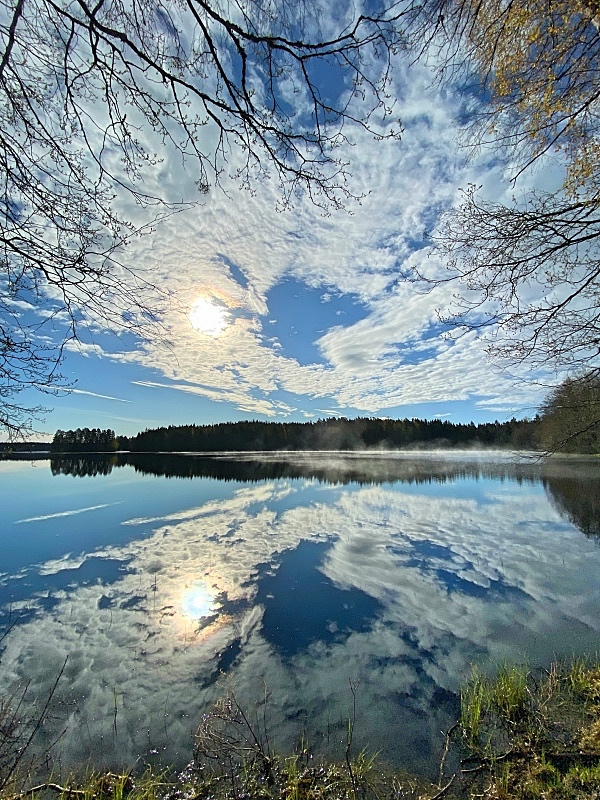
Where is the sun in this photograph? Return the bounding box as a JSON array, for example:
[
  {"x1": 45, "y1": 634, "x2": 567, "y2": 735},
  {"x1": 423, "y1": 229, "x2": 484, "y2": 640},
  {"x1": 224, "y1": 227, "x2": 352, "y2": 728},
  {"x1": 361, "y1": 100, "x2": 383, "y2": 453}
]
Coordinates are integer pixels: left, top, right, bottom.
[{"x1": 189, "y1": 297, "x2": 230, "y2": 336}]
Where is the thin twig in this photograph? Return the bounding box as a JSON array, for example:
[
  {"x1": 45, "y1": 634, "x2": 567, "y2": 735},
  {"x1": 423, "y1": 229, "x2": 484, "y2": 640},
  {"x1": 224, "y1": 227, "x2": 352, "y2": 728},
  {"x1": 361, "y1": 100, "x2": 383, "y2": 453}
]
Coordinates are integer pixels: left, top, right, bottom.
[
  {"x1": 345, "y1": 679, "x2": 358, "y2": 796},
  {"x1": 429, "y1": 772, "x2": 455, "y2": 800},
  {"x1": 438, "y1": 722, "x2": 458, "y2": 785},
  {"x1": 10, "y1": 782, "x2": 88, "y2": 799},
  {"x1": 461, "y1": 748, "x2": 515, "y2": 774},
  {"x1": 1, "y1": 657, "x2": 68, "y2": 792}
]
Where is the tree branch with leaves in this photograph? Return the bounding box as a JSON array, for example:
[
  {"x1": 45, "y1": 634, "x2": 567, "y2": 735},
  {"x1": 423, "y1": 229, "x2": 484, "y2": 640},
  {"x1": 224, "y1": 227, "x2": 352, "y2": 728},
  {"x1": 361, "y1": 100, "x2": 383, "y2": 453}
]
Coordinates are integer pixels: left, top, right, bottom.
[{"x1": 407, "y1": 0, "x2": 600, "y2": 424}]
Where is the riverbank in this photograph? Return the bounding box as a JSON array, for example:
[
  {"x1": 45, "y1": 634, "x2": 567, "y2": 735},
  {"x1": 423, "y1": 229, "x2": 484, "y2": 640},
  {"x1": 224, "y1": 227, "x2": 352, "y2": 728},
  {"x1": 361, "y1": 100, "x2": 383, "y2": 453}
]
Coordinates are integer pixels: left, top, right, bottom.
[{"x1": 1, "y1": 658, "x2": 599, "y2": 800}]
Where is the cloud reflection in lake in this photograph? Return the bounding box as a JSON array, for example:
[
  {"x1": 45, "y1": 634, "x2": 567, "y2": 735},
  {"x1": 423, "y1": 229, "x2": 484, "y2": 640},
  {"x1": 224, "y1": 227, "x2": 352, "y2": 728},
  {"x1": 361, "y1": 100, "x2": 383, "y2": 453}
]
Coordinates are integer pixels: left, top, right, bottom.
[{"x1": 0, "y1": 452, "x2": 598, "y2": 779}]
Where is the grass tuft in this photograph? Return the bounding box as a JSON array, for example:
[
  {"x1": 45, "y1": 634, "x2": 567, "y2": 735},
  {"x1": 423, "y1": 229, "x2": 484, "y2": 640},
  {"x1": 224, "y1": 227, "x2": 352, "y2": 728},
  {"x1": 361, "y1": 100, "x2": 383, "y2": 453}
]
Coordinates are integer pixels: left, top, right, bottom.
[
  {"x1": 488, "y1": 663, "x2": 528, "y2": 722},
  {"x1": 460, "y1": 667, "x2": 487, "y2": 748},
  {"x1": 456, "y1": 657, "x2": 600, "y2": 800}
]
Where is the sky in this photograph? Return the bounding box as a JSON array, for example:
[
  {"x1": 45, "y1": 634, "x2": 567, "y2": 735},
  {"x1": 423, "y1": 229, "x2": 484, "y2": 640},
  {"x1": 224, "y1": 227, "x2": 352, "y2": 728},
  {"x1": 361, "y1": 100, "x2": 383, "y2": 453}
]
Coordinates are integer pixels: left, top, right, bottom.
[{"x1": 7, "y1": 6, "x2": 566, "y2": 440}]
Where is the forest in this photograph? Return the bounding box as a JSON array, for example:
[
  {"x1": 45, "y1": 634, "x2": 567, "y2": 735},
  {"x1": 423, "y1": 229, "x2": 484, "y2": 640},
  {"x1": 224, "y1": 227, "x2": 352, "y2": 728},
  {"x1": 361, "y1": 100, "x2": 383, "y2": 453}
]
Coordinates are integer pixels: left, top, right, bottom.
[
  {"x1": 118, "y1": 416, "x2": 538, "y2": 453},
  {"x1": 51, "y1": 428, "x2": 119, "y2": 453},
  {"x1": 13, "y1": 375, "x2": 596, "y2": 457}
]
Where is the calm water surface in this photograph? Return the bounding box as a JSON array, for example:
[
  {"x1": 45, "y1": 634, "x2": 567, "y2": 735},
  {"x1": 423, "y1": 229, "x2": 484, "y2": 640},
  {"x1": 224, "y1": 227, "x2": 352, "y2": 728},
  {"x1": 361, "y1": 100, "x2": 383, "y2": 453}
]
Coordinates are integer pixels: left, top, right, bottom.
[{"x1": 0, "y1": 451, "x2": 599, "y2": 778}]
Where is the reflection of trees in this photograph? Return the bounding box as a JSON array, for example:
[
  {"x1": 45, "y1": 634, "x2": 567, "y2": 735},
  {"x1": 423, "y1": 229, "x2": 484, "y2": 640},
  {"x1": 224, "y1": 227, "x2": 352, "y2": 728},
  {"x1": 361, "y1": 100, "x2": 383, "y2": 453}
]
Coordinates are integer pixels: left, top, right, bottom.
[
  {"x1": 47, "y1": 452, "x2": 600, "y2": 539},
  {"x1": 50, "y1": 455, "x2": 120, "y2": 477},
  {"x1": 125, "y1": 454, "x2": 600, "y2": 538},
  {"x1": 122, "y1": 452, "x2": 543, "y2": 486},
  {"x1": 543, "y1": 468, "x2": 600, "y2": 538}
]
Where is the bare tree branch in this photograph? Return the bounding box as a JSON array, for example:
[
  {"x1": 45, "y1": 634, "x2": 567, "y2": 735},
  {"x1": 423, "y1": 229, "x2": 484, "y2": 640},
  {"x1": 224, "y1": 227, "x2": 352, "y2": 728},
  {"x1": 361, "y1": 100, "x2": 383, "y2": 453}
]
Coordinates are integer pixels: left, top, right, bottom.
[{"x1": 0, "y1": 0, "x2": 406, "y2": 436}]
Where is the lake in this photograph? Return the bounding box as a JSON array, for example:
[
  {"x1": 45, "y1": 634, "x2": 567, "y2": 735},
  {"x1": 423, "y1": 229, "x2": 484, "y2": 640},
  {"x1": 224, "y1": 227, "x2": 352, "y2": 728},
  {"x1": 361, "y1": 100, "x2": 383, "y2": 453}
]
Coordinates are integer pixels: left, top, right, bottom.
[{"x1": 0, "y1": 450, "x2": 599, "y2": 779}]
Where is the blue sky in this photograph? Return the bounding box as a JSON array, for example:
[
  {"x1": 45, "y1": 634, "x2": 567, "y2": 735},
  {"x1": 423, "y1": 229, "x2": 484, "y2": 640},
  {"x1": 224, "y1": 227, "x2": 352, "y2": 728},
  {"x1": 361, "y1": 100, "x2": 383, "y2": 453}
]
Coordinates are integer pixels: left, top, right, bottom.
[{"x1": 7, "y1": 14, "x2": 563, "y2": 440}]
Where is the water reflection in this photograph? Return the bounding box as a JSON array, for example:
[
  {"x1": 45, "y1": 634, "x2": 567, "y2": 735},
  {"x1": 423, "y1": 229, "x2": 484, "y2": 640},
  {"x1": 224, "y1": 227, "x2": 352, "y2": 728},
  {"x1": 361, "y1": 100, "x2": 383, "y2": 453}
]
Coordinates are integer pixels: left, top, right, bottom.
[
  {"x1": 49, "y1": 452, "x2": 600, "y2": 540},
  {"x1": 543, "y1": 472, "x2": 600, "y2": 537},
  {"x1": 255, "y1": 540, "x2": 384, "y2": 659},
  {"x1": 50, "y1": 451, "x2": 550, "y2": 486},
  {"x1": 51, "y1": 455, "x2": 119, "y2": 477},
  {"x1": 182, "y1": 583, "x2": 216, "y2": 620},
  {"x1": 0, "y1": 453, "x2": 599, "y2": 781}
]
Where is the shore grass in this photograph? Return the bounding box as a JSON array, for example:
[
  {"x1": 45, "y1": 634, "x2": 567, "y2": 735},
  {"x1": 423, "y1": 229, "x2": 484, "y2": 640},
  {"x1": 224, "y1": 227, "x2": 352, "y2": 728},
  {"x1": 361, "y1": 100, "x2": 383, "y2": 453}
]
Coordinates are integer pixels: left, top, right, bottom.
[
  {"x1": 1, "y1": 658, "x2": 600, "y2": 800},
  {"x1": 0, "y1": 753, "x2": 436, "y2": 800},
  {"x1": 455, "y1": 657, "x2": 600, "y2": 799}
]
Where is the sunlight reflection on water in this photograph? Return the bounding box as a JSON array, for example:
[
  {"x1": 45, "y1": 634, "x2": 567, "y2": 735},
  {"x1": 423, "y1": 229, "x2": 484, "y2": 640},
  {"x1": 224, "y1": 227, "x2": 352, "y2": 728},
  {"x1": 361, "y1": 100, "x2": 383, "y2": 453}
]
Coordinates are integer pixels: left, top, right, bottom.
[
  {"x1": 0, "y1": 452, "x2": 599, "y2": 780},
  {"x1": 181, "y1": 582, "x2": 216, "y2": 619}
]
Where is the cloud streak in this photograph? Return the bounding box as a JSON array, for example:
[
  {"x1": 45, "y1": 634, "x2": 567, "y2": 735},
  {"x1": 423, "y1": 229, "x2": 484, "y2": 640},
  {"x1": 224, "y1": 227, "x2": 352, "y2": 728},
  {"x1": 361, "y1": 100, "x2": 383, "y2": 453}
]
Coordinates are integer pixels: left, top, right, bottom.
[
  {"x1": 15, "y1": 503, "x2": 122, "y2": 524},
  {"x1": 71, "y1": 389, "x2": 131, "y2": 403},
  {"x1": 51, "y1": 49, "x2": 561, "y2": 423}
]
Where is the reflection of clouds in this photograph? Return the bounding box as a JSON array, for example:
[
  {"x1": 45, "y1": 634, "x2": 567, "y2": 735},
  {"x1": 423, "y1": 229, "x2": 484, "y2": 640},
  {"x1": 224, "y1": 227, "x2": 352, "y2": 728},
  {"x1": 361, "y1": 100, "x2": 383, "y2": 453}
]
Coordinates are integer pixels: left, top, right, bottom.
[
  {"x1": 16, "y1": 503, "x2": 120, "y2": 524},
  {"x1": 1, "y1": 469, "x2": 599, "y2": 777},
  {"x1": 328, "y1": 485, "x2": 600, "y2": 627},
  {"x1": 0, "y1": 480, "x2": 337, "y2": 768}
]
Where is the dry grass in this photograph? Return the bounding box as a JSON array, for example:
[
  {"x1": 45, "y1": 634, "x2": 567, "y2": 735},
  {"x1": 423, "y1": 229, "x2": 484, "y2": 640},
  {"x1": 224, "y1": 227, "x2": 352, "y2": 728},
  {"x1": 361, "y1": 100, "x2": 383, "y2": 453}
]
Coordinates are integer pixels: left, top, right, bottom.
[{"x1": 2, "y1": 659, "x2": 600, "y2": 800}]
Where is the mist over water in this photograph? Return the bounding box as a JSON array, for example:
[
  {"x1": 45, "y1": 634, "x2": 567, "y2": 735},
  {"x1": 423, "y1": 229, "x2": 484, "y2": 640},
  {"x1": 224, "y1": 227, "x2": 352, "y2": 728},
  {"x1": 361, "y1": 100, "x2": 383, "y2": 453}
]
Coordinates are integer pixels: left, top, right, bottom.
[{"x1": 0, "y1": 451, "x2": 599, "y2": 779}]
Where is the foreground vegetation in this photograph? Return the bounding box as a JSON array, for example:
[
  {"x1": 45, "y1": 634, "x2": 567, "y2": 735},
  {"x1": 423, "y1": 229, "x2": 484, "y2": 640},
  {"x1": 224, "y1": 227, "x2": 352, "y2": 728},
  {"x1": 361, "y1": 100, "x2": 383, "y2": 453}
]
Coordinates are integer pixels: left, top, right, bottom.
[
  {"x1": 2, "y1": 659, "x2": 600, "y2": 800},
  {"x1": 454, "y1": 657, "x2": 600, "y2": 799}
]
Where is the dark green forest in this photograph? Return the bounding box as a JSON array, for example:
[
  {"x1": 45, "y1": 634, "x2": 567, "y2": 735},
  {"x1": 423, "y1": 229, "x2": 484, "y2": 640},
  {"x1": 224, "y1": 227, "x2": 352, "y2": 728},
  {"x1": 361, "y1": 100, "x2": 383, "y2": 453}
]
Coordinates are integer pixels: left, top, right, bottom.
[
  {"x1": 51, "y1": 427, "x2": 119, "y2": 453},
  {"x1": 120, "y1": 416, "x2": 539, "y2": 453},
  {"x1": 13, "y1": 374, "x2": 598, "y2": 456}
]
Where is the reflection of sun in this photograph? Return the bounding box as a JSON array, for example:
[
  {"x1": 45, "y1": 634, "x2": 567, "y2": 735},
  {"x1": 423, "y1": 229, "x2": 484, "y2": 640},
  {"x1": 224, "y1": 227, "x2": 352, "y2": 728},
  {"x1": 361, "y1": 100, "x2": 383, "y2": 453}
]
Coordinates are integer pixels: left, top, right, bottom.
[
  {"x1": 181, "y1": 582, "x2": 216, "y2": 620},
  {"x1": 189, "y1": 297, "x2": 230, "y2": 336}
]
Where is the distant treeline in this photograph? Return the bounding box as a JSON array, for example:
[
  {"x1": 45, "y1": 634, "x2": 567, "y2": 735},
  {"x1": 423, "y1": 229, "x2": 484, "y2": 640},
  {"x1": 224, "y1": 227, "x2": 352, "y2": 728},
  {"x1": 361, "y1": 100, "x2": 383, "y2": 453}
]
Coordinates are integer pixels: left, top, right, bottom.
[
  {"x1": 51, "y1": 427, "x2": 119, "y2": 453},
  {"x1": 0, "y1": 417, "x2": 536, "y2": 458},
  {"x1": 123, "y1": 416, "x2": 539, "y2": 452},
  {"x1": 0, "y1": 441, "x2": 51, "y2": 454}
]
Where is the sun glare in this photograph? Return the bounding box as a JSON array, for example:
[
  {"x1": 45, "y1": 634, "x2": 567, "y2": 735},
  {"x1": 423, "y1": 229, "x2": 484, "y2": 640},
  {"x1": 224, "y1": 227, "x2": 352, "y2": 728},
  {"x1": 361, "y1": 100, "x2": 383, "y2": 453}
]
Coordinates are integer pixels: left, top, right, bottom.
[
  {"x1": 181, "y1": 583, "x2": 216, "y2": 620},
  {"x1": 189, "y1": 297, "x2": 229, "y2": 336}
]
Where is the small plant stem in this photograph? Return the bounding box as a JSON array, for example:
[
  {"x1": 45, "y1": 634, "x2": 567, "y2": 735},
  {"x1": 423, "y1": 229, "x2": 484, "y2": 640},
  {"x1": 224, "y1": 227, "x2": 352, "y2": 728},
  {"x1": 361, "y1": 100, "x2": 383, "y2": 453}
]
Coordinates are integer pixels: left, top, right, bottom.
[
  {"x1": 438, "y1": 722, "x2": 458, "y2": 786},
  {"x1": 9, "y1": 782, "x2": 89, "y2": 799},
  {"x1": 345, "y1": 679, "x2": 358, "y2": 797},
  {"x1": 429, "y1": 773, "x2": 456, "y2": 800},
  {"x1": 0, "y1": 657, "x2": 68, "y2": 793}
]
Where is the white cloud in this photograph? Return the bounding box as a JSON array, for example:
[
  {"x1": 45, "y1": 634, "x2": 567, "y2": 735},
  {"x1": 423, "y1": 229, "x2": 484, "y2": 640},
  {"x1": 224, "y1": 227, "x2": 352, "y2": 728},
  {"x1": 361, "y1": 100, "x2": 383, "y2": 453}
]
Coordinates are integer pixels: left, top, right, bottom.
[
  {"x1": 71, "y1": 389, "x2": 131, "y2": 403},
  {"x1": 59, "y1": 47, "x2": 564, "y2": 420}
]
